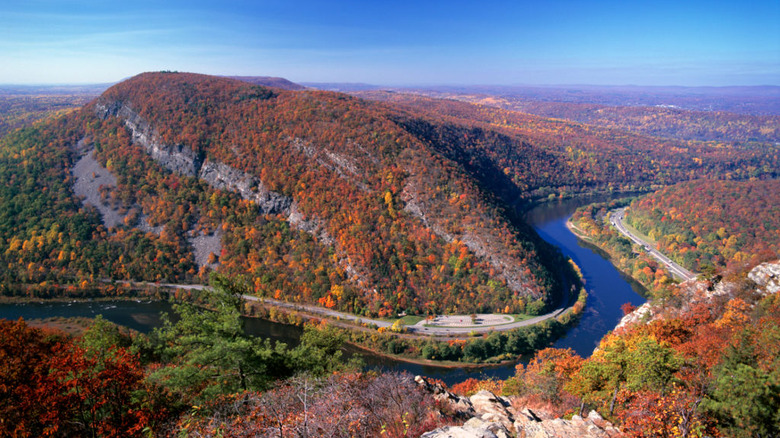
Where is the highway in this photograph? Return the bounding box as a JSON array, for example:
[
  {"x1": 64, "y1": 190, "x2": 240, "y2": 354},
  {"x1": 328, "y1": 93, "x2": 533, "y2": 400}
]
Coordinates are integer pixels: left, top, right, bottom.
[
  {"x1": 135, "y1": 282, "x2": 573, "y2": 336},
  {"x1": 242, "y1": 294, "x2": 572, "y2": 336},
  {"x1": 610, "y1": 208, "x2": 696, "y2": 282}
]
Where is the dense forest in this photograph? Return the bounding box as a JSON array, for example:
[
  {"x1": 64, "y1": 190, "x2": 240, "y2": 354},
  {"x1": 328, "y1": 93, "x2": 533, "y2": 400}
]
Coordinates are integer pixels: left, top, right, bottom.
[
  {"x1": 0, "y1": 72, "x2": 569, "y2": 316},
  {"x1": 3, "y1": 72, "x2": 779, "y2": 318},
  {"x1": 530, "y1": 179, "x2": 780, "y2": 436},
  {"x1": 360, "y1": 91, "x2": 780, "y2": 199},
  {"x1": 2, "y1": 73, "x2": 779, "y2": 436},
  {"x1": 625, "y1": 179, "x2": 780, "y2": 274},
  {"x1": 449, "y1": 274, "x2": 780, "y2": 438}
]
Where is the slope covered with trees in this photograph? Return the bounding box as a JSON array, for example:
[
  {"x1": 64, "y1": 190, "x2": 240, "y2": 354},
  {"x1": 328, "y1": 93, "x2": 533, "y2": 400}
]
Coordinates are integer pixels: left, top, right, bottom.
[
  {"x1": 1, "y1": 277, "x2": 454, "y2": 436},
  {"x1": 3, "y1": 72, "x2": 779, "y2": 317},
  {"x1": 444, "y1": 262, "x2": 780, "y2": 437},
  {"x1": 360, "y1": 91, "x2": 780, "y2": 200},
  {"x1": 1, "y1": 72, "x2": 573, "y2": 316},
  {"x1": 625, "y1": 180, "x2": 780, "y2": 274}
]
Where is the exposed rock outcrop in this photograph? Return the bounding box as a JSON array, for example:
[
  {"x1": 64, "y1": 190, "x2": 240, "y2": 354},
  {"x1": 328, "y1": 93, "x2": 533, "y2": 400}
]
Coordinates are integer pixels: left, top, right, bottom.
[
  {"x1": 416, "y1": 376, "x2": 623, "y2": 438},
  {"x1": 470, "y1": 390, "x2": 515, "y2": 432},
  {"x1": 421, "y1": 418, "x2": 512, "y2": 438},
  {"x1": 95, "y1": 101, "x2": 297, "y2": 218},
  {"x1": 198, "y1": 160, "x2": 292, "y2": 215},
  {"x1": 96, "y1": 101, "x2": 202, "y2": 177},
  {"x1": 514, "y1": 409, "x2": 622, "y2": 438},
  {"x1": 617, "y1": 259, "x2": 780, "y2": 333},
  {"x1": 414, "y1": 375, "x2": 475, "y2": 419},
  {"x1": 748, "y1": 260, "x2": 780, "y2": 295},
  {"x1": 71, "y1": 136, "x2": 223, "y2": 266},
  {"x1": 71, "y1": 149, "x2": 123, "y2": 228}
]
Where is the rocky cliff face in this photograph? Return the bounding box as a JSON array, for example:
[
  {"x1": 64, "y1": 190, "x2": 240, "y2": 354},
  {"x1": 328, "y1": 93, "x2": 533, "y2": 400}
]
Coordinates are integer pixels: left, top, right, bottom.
[
  {"x1": 94, "y1": 99, "x2": 364, "y2": 280},
  {"x1": 95, "y1": 101, "x2": 296, "y2": 217},
  {"x1": 198, "y1": 160, "x2": 293, "y2": 215},
  {"x1": 748, "y1": 260, "x2": 780, "y2": 295},
  {"x1": 616, "y1": 259, "x2": 780, "y2": 332},
  {"x1": 90, "y1": 73, "x2": 557, "y2": 308},
  {"x1": 95, "y1": 101, "x2": 202, "y2": 177},
  {"x1": 416, "y1": 376, "x2": 623, "y2": 438}
]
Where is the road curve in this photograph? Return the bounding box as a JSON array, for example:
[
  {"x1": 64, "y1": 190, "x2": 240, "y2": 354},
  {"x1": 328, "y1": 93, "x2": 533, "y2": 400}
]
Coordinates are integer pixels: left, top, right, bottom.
[
  {"x1": 142, "y1": 282, "x2": 573, "y2": 336},
  {"x1": 246, "y1": 295, "x2": 573, "y2": 336},
  {"x1": 610, "y1": 208, "x2": 696, "y2": 282}
]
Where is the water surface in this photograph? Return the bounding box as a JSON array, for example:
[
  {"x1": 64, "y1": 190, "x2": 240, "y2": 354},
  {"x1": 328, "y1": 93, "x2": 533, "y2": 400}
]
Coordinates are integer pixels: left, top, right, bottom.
[{"x1": 0, "y1": 196, "x2": 645, "y2": 384}]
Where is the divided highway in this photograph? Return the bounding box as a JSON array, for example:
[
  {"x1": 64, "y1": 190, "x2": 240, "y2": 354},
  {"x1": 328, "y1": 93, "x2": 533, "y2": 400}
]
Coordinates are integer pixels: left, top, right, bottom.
[{"x1": 610, "y1": 208, "x2": 697, "y2": 282}]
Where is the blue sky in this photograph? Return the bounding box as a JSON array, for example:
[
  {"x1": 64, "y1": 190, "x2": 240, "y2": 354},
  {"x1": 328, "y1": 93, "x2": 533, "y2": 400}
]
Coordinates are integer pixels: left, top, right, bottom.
[{"x1": 1, "y1": 0, "x2": 778, "y2": 86}]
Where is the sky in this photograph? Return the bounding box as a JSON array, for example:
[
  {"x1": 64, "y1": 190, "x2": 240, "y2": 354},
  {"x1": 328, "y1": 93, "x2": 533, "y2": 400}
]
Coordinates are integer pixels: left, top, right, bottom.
[{"x1": 1, "y1": 0, "x2": 778, "y2": 86}]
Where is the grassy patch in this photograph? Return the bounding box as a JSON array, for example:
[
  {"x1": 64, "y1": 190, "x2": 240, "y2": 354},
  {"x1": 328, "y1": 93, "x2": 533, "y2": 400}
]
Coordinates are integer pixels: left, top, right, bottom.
[
  {"x1": 620, "y1": 215, "x2": 657, "y2": 246},
  {"x1": 512, "y1": 314, "x2": 533, "y2": 323},
  {"x1": 398, "y1": 315, "x2": 424, "y2": 325}
]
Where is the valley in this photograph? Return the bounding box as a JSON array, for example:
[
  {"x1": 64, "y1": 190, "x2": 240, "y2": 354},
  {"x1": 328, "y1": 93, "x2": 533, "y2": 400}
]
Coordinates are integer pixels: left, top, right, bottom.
[
  {"x1": 1, "y1": 73, "x2": 778, "y2": 437},
  {"x1": 3, "y1": 0, "x2": 778, "y2": 434}
]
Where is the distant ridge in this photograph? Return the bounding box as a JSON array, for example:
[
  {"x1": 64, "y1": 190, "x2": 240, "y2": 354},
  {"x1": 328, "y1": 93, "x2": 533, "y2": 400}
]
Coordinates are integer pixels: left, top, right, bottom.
[
  {"x1": 302, "y1": 82, "x2": 383, "y2": 92},
  {"x1": 228, "y1": 76, "x2": 306, "y2": 91}
]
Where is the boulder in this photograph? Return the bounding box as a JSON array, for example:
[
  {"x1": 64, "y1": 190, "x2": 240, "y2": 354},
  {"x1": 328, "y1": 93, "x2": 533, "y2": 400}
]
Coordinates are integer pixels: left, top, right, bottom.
[
  {"x1": 469, "y1": 390, "x2": 515, "y2": 431},
  {"x1": 748, "y1": 260, "x2": 780, "y2": 295},
  {"x1": 514, "y1": 409, "x2": 623, "y2": 438},
  {"x1": 420, "y1": 417, "x2": 511, "y2": 438}
]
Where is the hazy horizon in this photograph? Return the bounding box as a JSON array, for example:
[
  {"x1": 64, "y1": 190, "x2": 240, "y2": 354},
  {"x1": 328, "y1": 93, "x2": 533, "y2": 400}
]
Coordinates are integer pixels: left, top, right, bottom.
[{"x1": 3, "y1": 75, "x2": 780, "y2": 89}]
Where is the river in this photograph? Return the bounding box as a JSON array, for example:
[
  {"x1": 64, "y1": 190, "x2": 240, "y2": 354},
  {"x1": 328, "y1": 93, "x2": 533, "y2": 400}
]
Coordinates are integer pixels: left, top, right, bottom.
[{"x1": 0, "y1": 196, "x2": 645, "y2": 385}]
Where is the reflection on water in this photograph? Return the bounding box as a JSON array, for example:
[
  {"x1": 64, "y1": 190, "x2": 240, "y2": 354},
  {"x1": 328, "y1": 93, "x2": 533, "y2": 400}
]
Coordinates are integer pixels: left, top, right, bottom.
[
  {"x1": 0, "y1": 300, "x2": 172, "y2": 333},
  {"x1": 0, "y1": 195, "x2": 645, "y2": 385}
]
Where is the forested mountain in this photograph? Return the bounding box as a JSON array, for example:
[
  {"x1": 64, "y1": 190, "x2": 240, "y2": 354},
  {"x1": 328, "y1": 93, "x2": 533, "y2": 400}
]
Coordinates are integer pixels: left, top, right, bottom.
[
  {"x1": 2, "y1": 72, "x2": 778, "y2": 318},
  {"x1": 228, "y1": 76, "x2": 307, "y2": 90},
  {"x1": 3, "y1": 72, "x2": 779, "y2": 436},
  {"x1": 626, "y1": 179, "x2": 780, "y2": 274},
  {"x1": 0, "y1": 72, "x2": 565, "y2": 316},
  {"x1": 361, "y1": 91, "x2": 780, "y2": 197}
]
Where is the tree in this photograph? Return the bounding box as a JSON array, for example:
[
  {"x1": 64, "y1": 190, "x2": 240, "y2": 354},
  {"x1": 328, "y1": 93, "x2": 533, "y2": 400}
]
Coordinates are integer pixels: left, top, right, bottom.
[
  {"x1": 290, "y1": 322, "x2": 361, "y2": 375},
  {"x1": 517, "y1": 347, "x2": 583, "y2": 405},
  {"x1": 147, "y1": 275, "x2": 357, "y2": 404},
  {"x1": 0, "y1": 318, "x2": 155, "y2": 437},
  {"x1": 147, "y1": 275, "x2": 293, "y2": 402},
  {"x1": 703, "y1": 328, "x2": 780, "y2": 438}
]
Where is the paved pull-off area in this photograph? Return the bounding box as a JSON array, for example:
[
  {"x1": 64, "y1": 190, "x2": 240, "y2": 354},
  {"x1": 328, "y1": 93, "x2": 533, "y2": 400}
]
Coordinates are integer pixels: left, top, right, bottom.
[
  {"x1": 140, "y1": 282, "x2": 573, "y2": 337},
  {"x1": 610, "y1": 208, "x2": 697, "y2": 282}
]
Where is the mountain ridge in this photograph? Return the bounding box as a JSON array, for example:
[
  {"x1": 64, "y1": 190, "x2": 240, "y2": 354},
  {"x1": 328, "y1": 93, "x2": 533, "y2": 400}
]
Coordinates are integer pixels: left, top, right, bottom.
[{"x1": 75, "y1": 72, "x2": 559, "y2": 315}]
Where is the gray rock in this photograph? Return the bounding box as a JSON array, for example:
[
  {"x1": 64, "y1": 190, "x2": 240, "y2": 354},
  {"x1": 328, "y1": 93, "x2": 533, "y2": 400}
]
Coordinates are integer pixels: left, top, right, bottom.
[
  {"x1": 198, "y1": 160, "x2": 292, "y2": 215},
  {"x1": 514, "y1": 408, "x2": 623, "y2": 438},
  {"x1": 96, "y1": 102, "x2": 203, "y2": 177},
  {"x1": 421, "y1": 421, "x2": 504, "y2": 438},
  {"x1": 96, "y1": 100, "x2": 295, "y2": 218},
  {"x1": 748, "y1": 260, "x2": 780, "y2": 295}
]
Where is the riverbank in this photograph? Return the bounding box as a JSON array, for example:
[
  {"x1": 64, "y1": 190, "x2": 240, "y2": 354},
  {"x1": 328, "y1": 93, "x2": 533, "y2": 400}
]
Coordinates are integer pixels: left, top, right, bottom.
[
  {"x1": 244, "y1": 285, "x2": 588, "y2": 366},
  {"x1": 1, "y1": 280, "x2": 587, "y2": 368},
  {"x1": 3, "y1": 195, "x2": 647, "y2": 377},
  {"x1": 566, "y1": 199, "x2": 675, "y2": 299}
]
